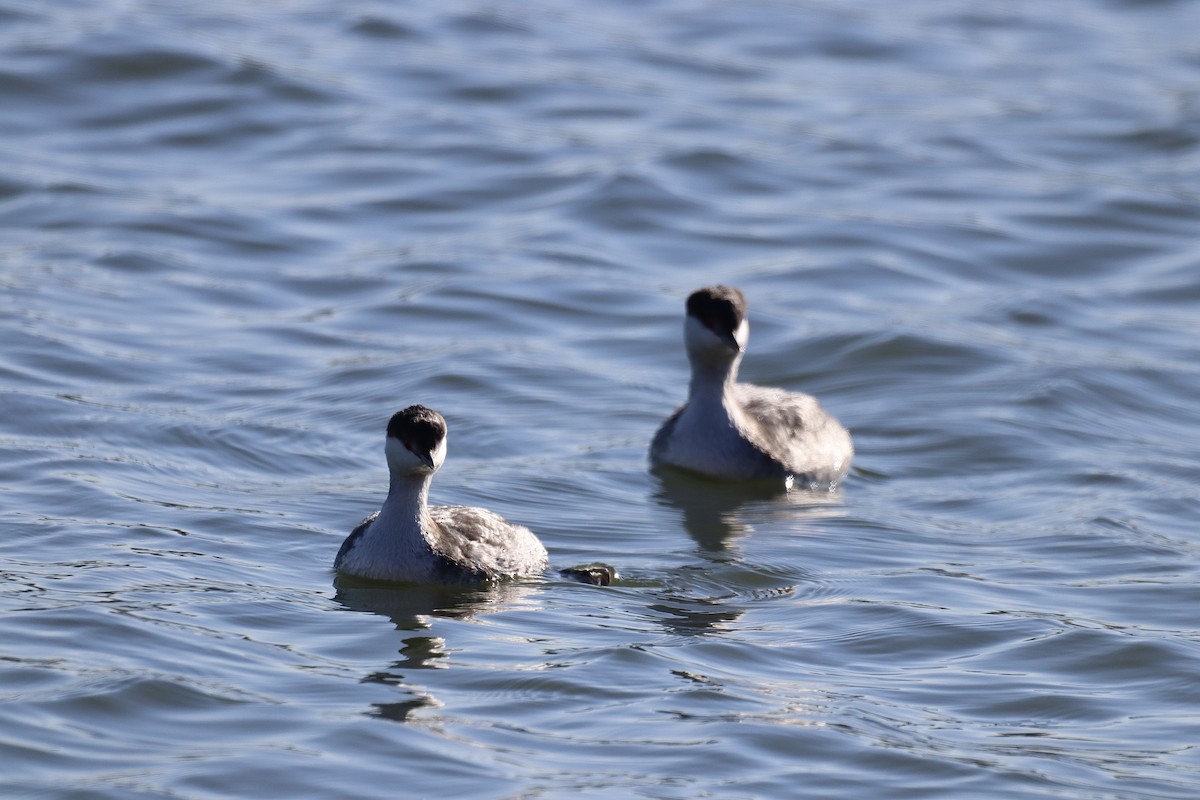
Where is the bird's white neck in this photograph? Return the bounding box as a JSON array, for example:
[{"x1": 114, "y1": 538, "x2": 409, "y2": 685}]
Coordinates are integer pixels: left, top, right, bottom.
[
  {"x1": 687, "y1": 350, "x2": 743, "y2": 418},
  {"x1": 383, "y1": 469, "x2": 432, "y2": 526}
]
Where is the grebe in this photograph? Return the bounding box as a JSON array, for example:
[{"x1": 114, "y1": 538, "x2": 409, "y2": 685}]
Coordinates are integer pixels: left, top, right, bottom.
[
  {"x1": 650, "y1": 285, "x2": 852, "y2": 488},
  {"x1": 335, "y1": 405, "x2": 549, "y2": 583}
]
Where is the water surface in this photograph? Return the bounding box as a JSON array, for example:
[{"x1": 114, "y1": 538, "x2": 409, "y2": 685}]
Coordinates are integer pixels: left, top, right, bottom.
[{"x1": 3, "y1": 1, "x2": 1200, "y2": 798}]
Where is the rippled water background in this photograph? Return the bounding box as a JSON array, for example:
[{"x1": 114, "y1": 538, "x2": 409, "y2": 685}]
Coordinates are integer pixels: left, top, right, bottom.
[{"x1": 3, "y1": 1, "x2": 1200, "y2": 797}]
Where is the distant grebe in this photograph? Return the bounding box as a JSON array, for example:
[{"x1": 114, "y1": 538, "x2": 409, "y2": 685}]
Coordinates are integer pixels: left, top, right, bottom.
[
  {"x1": 335, "y1": 405, "x2": 549, "y2": 583},
  {"x1": 650, "y1": 285, "x2": 853, "y2": 488}
]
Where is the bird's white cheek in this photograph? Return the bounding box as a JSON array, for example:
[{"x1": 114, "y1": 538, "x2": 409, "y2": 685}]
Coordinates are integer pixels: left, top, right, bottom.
[
  {"x1": 734, "y1": 319, "x2": 749, "y2": 350},
  {"x1": 685, "y1": 315, "x2": 723, "y2": 351}
]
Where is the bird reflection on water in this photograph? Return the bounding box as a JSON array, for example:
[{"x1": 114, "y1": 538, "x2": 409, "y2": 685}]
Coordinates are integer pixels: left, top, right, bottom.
[
  {"x1": 334, "y1": 579, "x2": 542, "y2": 722},
  {"x1": 651, "y1": 465, "x2": 847, "y2": 553}
]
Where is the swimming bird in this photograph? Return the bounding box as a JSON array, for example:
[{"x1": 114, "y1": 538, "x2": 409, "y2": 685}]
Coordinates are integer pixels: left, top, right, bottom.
[
  {"x1": 650, "y1": 285, "x2": 853, "y2": 488},
  {"x1": 335, "y1": 405, "x2": 549, "y2": 584}
]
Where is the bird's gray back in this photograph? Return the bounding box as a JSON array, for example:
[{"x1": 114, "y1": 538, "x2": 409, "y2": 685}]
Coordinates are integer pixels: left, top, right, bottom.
[{"x1": 735, "y1": 383, "x2": 852, "y2": 484}]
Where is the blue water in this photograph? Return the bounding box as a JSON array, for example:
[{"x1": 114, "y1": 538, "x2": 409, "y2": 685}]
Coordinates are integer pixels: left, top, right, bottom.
[{"x1": 3, "y1": 1, "x2": 1200, "y2": 798}]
